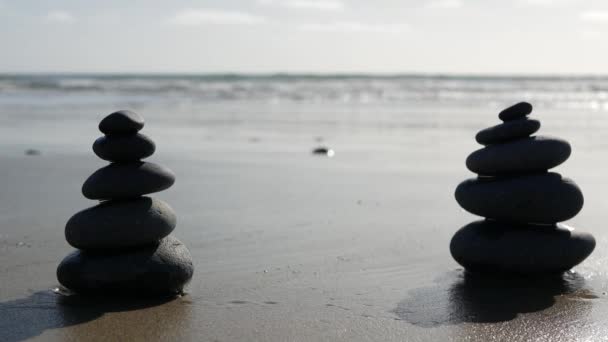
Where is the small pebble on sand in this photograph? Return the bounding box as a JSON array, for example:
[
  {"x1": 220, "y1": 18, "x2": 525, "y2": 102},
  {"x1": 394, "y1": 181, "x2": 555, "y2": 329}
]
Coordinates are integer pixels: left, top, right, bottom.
[
  {"x1": 25, "y1": 149, "x2": 40, "y2": 156},
  {"x1": 312, "y1": 147, "x2": 335, "y2": 157}
]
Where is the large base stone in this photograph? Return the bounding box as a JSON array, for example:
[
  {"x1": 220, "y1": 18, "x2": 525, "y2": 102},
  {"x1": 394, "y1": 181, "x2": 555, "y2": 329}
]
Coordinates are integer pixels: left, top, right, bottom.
[
  {"x1": 57, "y1": 236, "x2": 194, "y2": 296},
  {"x1": 450, "y1": 220, "x2": 595, "y2": 274}
]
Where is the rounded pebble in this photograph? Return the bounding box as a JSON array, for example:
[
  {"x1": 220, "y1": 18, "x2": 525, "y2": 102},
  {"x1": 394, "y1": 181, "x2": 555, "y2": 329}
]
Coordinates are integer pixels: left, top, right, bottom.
[
  {"x1": 450, "y1": 220, "x2": 595, "y2": 274},
  {"x1": 455, "y1": 172, "x2": 584, "y2": 224},
  {"x1": 312, "y1": 146, "x2": 335, "y2": 157},
  {"x1": 57, "y1": 236, "x2": 194, "y2": 295},
  {"x1": 65, "y1": 197, "x2": 176, "y2": 250},
  {"x1": 99, "y1": 110, "x2": 144, "y2": 135},
  {"x1": 466, "y1": 136, "x2": 571, "y2": 175},
  {"x1": 475, "y1": 119, "x2": 540, "y2": 145},
  {"x1": 93, "y1": 133, "x2": 156, "y2": 162},
  {"x1": 499, "y1": 102, "x2": 533, "y2": 121},
  {"x1": 82, "y1": 162, "x2": 175, "y2": 200}
]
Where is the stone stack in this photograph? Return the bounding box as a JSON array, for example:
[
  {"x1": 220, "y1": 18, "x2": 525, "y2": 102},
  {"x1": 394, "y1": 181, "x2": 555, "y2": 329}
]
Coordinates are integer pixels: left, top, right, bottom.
[
  {"x1": 451, "y1": 102, "x2": 596, "y2": 274},
  {"x1": 57, "y1": 110, "x2": 194, "y2": 295}
]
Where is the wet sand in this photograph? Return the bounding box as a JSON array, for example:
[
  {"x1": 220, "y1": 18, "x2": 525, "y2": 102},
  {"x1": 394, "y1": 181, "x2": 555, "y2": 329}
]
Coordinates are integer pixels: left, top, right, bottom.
[{"x1": 1, "y1": 119, "x2": 608, "y2": 342}]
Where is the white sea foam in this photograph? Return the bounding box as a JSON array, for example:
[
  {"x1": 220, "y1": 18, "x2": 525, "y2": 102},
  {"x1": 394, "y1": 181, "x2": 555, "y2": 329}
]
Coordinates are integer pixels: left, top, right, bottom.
[{"x1": 1, "y1": 74, "x2": 608, "y2": 110}]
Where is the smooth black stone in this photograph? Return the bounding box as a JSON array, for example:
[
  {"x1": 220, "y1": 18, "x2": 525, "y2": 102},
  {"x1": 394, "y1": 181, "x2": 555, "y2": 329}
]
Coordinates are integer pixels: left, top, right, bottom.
[
  {"x1": 450, "y1": 220, "x2": 595, "y2": 274},
  {"x1": 25, "y1": 149, "x2": 41, "y2": 156},
  {"x1": 466, "y1": 136, "x2": 571, "y2": 175},
  {"x1": 65, "y1": 197, "x2": 176, "y2": 250},
  {"x1": 475, "y1": 119, "x2": 540, "y2": 145},
  {"x1": 498, "y1": 102, "x2": 533, "y2": 121},
  {"x1": 312, "y1": 147, "x2": 330, "y2": 154},
  {"x1": 455, "y1": 172, "x2": 583, "y2": 224},
  {"x1": 93, "y1": 133, "x2": 156, "y2": 162},
  {"x1": 57, "y1": 236, "x2": 194, "y2": 295},
  {"x1": 312, "y1": 146, "x2": 335, "y2": 156},
  {"x1": 82, "y1": 162, "x2": 175, "y2": 200},
  {"x1": 99, "y1": 110, "x2": 144, "y2": 135}
]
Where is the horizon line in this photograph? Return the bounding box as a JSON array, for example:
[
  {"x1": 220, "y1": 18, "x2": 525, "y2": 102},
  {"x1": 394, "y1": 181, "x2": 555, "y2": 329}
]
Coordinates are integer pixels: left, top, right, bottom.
[{"x1": 2, "y1": 71, "x2": 608, "y2": 79}]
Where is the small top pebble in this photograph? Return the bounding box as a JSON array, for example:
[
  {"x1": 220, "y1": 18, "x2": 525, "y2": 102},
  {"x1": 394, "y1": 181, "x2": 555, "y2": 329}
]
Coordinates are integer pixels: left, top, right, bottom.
[
  {"x1": 498, "y1": 102, "x2": 533, "y2": 122},
  {"x1": 99, "y1": 110, "x2": 145, "y2": 135}
]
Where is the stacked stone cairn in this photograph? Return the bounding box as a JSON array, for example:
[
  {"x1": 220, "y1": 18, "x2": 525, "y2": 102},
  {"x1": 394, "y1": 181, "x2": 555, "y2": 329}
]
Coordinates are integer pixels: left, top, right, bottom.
[
  {"x1": 451, "y1": 102, "x2": 596, "y2": 274},
  {"x1": 57, "y1": 110, "x2": 194, "y2": 295}
]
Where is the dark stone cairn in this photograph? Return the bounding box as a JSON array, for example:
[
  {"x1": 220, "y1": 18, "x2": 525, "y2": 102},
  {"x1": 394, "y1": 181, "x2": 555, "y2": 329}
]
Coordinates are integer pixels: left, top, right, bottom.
[
  {"x1": 57, "y1": 110, "x2": 194, "y2": 296},
  {"x1": 451, "y1": 102, "x2": 596, "y2": 274}
]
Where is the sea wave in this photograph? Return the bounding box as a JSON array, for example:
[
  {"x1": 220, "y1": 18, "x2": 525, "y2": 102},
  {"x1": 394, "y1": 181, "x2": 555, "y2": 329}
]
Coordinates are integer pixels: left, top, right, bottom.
[{"x1": 2, "y1": 74, "x2": 608, "y2": 110}]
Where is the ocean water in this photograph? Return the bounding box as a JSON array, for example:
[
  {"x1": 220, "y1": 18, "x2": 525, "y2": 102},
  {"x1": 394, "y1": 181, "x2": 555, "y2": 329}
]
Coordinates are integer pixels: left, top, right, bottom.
[
  {"x1": 0, "y1": 74, "x2": 608, "y2": 110},
  {"x1": 3, "y1": 74, "x2": 608, "y2": 109},
  {"x1": 0, "y1": 74, "x2": 606, "y2": 155}
]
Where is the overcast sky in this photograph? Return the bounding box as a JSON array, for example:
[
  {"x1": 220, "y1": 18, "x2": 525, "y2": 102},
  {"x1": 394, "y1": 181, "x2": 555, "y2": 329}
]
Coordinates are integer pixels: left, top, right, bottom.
[{"x1": 2, "y1": 0, "x2": 608, "y2": 74}]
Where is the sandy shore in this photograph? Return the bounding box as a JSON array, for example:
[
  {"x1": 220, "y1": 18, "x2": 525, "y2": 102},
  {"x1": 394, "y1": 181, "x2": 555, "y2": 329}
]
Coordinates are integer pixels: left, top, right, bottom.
[{"x1": 0, "y1": 117, "x2": 607, "y2": 342}]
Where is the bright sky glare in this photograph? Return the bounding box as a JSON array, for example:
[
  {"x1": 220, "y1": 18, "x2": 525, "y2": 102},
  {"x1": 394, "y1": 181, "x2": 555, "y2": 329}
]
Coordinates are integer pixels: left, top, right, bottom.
[{"x1": 1, "y1": 0, "x2": 608, "y2": 74}]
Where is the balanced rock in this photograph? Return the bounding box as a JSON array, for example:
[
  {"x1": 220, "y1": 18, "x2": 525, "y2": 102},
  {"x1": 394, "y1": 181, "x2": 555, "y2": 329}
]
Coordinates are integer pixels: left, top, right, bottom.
[
  {"x1": 498, "y1": 101, "x2": 533, "y2": 121},
  {"x1": 466, "y1": 136, "x2": 571, "y2": 175},
  {"x1": 450, "y1": 220, "x2": 595, "y2": 274},
  {"x1": 450, "y1": 102, "x2": 595, "y2": 274},
  {"x1": 82, "y1": 162, "x2": 175, "y2": 200},
  {"x1": 57, "y1": 236, "x2": 193, "y2": 295},
  {"x1": 99, "y1": 110, "x2": 144, "y2": 135},
  {"x1": 58, "y1": 109, "x2": 193, "y2": 296},
  {"x1": 65, "y1": 197, "x2": 176, "y2": 250},
  {"x1": 93, "y1": 133, "x2": 156, "y2": 162},
  {"x1": 475, "y1": 118, "x2": 540, "y2": 145}
]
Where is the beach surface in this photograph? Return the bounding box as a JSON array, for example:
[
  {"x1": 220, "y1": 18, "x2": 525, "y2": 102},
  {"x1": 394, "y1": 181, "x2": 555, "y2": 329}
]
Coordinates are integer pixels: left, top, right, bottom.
[{"x1": 1, "y1": 75, "x2": 608, "y2": 341}]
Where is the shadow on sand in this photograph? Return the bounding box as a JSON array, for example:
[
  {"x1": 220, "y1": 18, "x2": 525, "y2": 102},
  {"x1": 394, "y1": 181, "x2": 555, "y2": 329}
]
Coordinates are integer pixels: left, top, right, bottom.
[
  {"x1": 0, "y1": 289, "x2": 179, "y2": 342},
  {"x1": 393, "y1": 270, "x2": 596, "y2": 327}
]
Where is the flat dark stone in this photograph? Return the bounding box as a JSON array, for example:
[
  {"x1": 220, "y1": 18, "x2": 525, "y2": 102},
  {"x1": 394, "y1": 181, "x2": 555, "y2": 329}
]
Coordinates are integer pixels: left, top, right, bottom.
[
  {"x1": 57, "y1": 235, "x2": 194, "y2": 296},
  {"x1": 93, "y1": 133, "x2": 156, "y2": 162},
  {"x1": 82, "y1": 162, "x2": 175, "y2": 200},
  {"x1": 312, "y1": 147, "x2": 330, "y2": 154},
  {"x1": 99, "y1": 110, "x2": 144, "y2": 135},
  {"x1": 455, "y1": 172, "x2": 583, "y2": 224},
  {"x1": 65, "y1": 197, "x2": 176, "y2": 250},
  {"x1": 498, "y1": 102, "x2": 533, "y2": 121},
  {"x1": 25, "y1": 149, "x2": 41, "y2": 156},
  {"x1": 450, "y1": 220, "x2": 595, "y2": 274},
  {"x1": 312, "y1": 146, "x2": 335, "y2": 157},
  {"x1": 475, "y1": 119, "x2": 540, "y2": 145},
  {"x1": 466, "y1": 136, "x2": 571, "y2": 175}
]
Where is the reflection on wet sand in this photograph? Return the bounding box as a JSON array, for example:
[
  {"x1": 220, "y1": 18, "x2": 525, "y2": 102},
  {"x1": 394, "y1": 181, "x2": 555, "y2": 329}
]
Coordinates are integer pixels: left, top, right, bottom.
[
  {"x1": 0, "y1": 290, "x2": 192, "y2": 342},
  {"x1": 394, "y1": 270, "x2": 596, "y2": 338}
]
